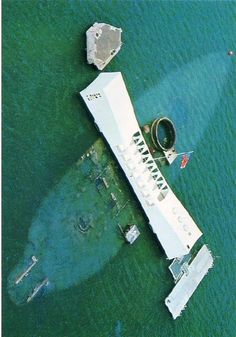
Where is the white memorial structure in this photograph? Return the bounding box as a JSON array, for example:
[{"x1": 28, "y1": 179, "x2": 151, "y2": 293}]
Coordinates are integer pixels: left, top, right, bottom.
[{"x1": 80, "y1": 72, "x2": 214, "y2": 319}]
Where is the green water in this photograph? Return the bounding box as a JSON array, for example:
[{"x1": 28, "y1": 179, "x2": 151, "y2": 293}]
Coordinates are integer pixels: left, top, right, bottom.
[{"x1": 3, "y1": 1, "x2": 236, "y2": 336}]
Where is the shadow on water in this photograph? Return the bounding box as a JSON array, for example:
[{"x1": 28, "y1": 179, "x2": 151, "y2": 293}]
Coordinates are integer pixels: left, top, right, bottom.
[
  {"x1": 134, "y1": 52, "x2": 232, "y2": 182},
  {"x1": 135, "y1": 52, "x2": 231, "y2": 140}
]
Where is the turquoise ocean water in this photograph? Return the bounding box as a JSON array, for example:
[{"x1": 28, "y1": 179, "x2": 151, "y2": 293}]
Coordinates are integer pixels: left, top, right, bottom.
[{"x1": 3, "y1": 1, "x2": 236, "y2": 336}]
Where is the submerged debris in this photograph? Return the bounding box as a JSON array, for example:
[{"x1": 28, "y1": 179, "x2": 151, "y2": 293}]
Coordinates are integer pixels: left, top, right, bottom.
[
  {"x1": 15, "y1": 256, "x2": 38, "y2": 285},
  {"x1": 118, "y1": 224, "x2": 140, "y2": 244},
  {"x1": 86, "y1": 22, "x2": 122, "y2": 70},
  {"x1": 27, "y1": 278, "x2": 49, "y2": 303},
  {"x1": 102, "y1": 177, "x2": 109, "y2": 188}
]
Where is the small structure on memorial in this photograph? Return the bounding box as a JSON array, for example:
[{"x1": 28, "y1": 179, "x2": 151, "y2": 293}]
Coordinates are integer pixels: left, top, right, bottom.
[
  {"x1": 151, "y1": 117, "x2": 178, "y2": 165},
  {"x1": 86, "y1": 22, "x2": 122, "y2": 70},
  {"x1": 168, "y1": 253, "x2": 192, "y2": 283},
  {"x1": 118, "y1": 224, "x2": 140, "y2": 244}
]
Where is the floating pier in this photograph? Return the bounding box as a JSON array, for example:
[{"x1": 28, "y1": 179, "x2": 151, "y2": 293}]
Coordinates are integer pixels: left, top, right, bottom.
[
  {"x1": 15, "y1": 256, "x2": 38, "y2": 285},
  {"x1": 165, "y1": 245, "x2": 214, "y2": 319}
]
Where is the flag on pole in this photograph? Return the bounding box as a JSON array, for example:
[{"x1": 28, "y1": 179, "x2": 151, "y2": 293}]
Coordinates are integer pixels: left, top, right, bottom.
[{"x1": 180, "y1": 153, "x2": 190, "y2": 169}]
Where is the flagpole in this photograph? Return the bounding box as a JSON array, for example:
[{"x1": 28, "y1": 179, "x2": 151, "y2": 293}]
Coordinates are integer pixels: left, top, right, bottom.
[{"x1": 153, "y1": 150, "x2": 194, "y2": 161}]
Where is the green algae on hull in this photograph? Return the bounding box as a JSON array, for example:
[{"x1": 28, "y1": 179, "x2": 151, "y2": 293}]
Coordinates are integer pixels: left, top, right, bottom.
[{"x1": 8, "y1": 138, "x2": 145, "y2": 305}]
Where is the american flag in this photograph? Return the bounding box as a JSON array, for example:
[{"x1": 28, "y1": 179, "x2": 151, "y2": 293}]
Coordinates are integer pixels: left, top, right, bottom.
[{"x1": 180, "y1": 153, "x2": 190, "y2": 169}]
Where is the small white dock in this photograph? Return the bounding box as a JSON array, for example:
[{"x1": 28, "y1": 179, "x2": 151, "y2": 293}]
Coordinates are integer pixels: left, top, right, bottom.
[{"x1": 165, "y1": 245, "x2": 214, "y2": 319}]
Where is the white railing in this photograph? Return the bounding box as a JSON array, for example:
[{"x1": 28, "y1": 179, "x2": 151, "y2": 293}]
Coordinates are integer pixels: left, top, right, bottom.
[
  {"x1": 117, "y1": 131, "x2": 169, "y2": 204},
  {"x1": 132, "y1": 131, "x2": 169, "y2": 196}
]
